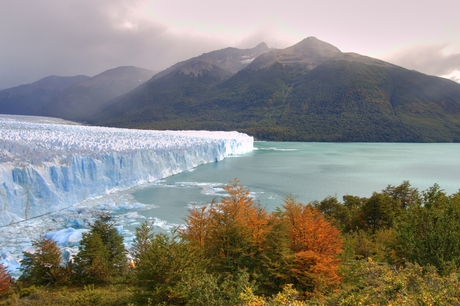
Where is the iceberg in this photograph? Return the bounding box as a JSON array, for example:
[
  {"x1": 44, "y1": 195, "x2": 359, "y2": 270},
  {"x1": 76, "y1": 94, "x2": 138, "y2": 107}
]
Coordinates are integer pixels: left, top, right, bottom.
[{"x1": 0, "y1": 115, "x2": 254, "y2": 227}]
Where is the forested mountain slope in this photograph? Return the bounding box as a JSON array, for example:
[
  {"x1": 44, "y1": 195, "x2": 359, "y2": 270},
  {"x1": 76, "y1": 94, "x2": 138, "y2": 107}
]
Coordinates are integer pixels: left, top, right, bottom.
[{"x1": 90, "y1": 37, "x2": 460, "y2": 142}]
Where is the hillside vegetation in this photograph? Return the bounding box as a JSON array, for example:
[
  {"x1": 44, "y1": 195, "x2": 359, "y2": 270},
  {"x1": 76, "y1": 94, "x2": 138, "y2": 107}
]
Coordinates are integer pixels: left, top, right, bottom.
[
  {"x1": 2, "y1": 37, "x2": 460, "y2": 142},
  {"x1": 2, "y1": 180, "x2": 460, "y2": 305},
  {"x1": 89, "y1": 38, "x2": 460, "y2": 142}
]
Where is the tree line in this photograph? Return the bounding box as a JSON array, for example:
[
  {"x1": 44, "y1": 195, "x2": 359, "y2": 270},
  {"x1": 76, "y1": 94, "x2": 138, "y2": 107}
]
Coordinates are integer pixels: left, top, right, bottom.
[{"x1": 1, "y1": 179, "x2": 460, "y2": 305}]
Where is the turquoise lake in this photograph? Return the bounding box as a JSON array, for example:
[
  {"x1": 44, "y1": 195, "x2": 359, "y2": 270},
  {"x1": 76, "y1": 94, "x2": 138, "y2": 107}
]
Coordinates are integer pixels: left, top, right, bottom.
[
  {"x1": 2, "y1": 141, "x2": 460, "y2": 276},
  {"x1": 131, "y1": 142, "x2": 460, "y2": 227}
]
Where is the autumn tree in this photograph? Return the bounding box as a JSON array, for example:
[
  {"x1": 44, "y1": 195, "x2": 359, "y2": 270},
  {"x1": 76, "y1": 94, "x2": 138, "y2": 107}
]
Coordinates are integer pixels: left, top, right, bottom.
[
  {"x1": 182, "y1": 180, "x2": 343, "y2": 298},
  {"x1": 182, "y1": 179, "x2": 271, "y2": 276},
  {"x1": 281, "y1": 196, "x2": 343, "y2": 297},
  {"x1": 0, "y1": 263, "x2": 11, "y2": 294},
  {"x1": 19, "y1": 237, "x2": 69, "y2": 286},
  {"x1": 182, "y1": 179, "x2": 295, "y2": 296}
]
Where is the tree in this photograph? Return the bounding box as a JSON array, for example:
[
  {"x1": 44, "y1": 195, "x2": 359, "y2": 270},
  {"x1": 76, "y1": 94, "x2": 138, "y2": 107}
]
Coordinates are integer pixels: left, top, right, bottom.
[
  {"x1": 177, "y1": 270, "x2": 256, "y2": 306},
  {"x1": 182, "y1": 180, "x2": 344, "y2": 298},
  {"x1": 182, "y1": 179, "x2": 271, "y2": 276},
  {"x1": 315, "y1": 196, "x2": 352, "y2": 232},
  {"x1": 0, "y1": 263, "x2": 11, "y2": 294},
  {"x1": 135, "y1": 230, "x2": 207, "y2": 304},
  {"x1": 257, "y1": 211, "x2": 294, "y2": 294},
  {"x1": 131, "y1": 220, "x2": 155, "y2": 263},
  {"x1": 359, "y1": 192, "x2": 395, "y2": 233},
  {"x1": 74, "y1": 215, "x2": 127, "y2": 283},
  {"x1": 393, "y1": 185, "x2": 460, "y2": 274},
  {"x1": 281, "y1": 196, "x2": 343, "y2": 297},
  {"x1": 74, "y1": 230, "x2": 111, "y2": 283},
  {"x1": 382, "y1": 180, "x2": 420, "y2": 209},
  {"x1": 19, "y1": 237, "x2": 69, "y2": 286},
  {"x1": 342, "y1": 195, "x2": 366, "y2": 231}
]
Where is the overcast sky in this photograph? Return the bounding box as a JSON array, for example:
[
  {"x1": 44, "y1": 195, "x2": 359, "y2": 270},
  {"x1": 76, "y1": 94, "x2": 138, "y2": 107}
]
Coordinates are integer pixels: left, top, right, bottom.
[{"x1": 1, "y1": 0, "x2": 459, "y2": 89}]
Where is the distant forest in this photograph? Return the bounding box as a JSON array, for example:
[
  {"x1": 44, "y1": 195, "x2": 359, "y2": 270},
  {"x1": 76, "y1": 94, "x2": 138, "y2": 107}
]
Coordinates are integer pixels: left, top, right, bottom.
[{"x1": 2, "y1": 179, "x2": 460, "y2": 305}]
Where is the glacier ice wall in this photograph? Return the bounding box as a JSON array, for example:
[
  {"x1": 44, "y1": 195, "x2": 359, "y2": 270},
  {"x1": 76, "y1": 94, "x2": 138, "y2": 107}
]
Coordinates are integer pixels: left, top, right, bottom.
[{"x1": 0, "y1": 115, "x2": 253, "y2": 226}]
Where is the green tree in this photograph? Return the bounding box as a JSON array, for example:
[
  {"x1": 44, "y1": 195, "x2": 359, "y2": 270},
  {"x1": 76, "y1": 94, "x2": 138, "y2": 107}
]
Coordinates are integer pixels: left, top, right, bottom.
[
  {"x1": 342, "y1": 195, "x2": 366, "y2": 231},
  {"x1": 393, "y1": 185, "x2": 460, "y2": 274},
  {"x1": 257, "y1": 211, "x2": 294, "y2": 295},
  {"x1": 383, "y1": 180, "x2": 420, "y2": 209},
  {"x1": 131, "y1": 220, "x2": 154, "y2": 263},
  {"x1": 73, "y1": 215, "x2": 127, "y2": 283},
  {"x1": 135, "y1": 230, "x2": 207, "y2": 304},
  {"x1": 19, "y1": 237, "x2": 69, "y2": 286},
  {"x1": 315, "y1": 196, "x2": 352, "y2": 232},
  {"x1": 74, "y1": 230, "x2": 111, "y2": 283},
  {"x1": 359, "y1": 192, "x2": 395, "y2": 233}
]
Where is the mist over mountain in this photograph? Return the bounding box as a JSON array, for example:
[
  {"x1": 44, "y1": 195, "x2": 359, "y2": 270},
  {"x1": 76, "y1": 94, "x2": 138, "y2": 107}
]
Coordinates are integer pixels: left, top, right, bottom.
[
  {"x1": 0, "y1": 75, "x2": 90, "y2": 116},
  {"x1": 42, "y1": 66, "x2": 155, "y2": 121},
  {"x1": 89, "y1": 37, "x2": 460, "y2": 142},
  {"x1": 0, "y1": 66, "x2": 155, "y2": 121}
]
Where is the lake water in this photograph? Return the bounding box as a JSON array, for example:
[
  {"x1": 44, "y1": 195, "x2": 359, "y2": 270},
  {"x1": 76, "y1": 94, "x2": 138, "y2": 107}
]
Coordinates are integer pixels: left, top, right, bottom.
[
  {"x1": 131, "y1": 142, "x2": 460, "y2": 227},
  {"x1": 2, "y1": 141, "x2": 460, "y2": 275}
]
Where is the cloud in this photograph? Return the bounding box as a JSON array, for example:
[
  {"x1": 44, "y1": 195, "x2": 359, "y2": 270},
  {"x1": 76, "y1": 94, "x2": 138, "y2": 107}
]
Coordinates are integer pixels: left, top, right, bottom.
[
  {"x1": 380, "y1": 41, "x2": 460, "y2": 81},
  {"x1": 1, "y1": 0, "x2": 459, "y2": 88},
  {"x1": 0, "y1": 0, "x2": 230, "y2": 88},
  {"x1": 440, "y1": 70, "x2": 460, "y2": 83}
]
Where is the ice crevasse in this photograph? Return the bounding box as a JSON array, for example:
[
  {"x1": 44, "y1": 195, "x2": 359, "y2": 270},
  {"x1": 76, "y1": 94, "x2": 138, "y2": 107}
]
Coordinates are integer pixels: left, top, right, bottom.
[{"x1": 0, "y1": 115, "x2": 254, "y2": 227}]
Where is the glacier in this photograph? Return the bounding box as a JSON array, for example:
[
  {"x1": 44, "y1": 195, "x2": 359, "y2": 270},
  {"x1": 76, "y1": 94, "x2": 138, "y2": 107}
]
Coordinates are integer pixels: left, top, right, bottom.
[{"x1": 0, "y1": 115, "x2": 254, "y2": 227}]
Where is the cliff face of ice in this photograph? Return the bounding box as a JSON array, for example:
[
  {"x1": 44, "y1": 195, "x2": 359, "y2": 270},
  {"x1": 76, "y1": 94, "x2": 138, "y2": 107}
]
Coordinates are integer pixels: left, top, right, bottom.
[{"x1": 0, "y1": 115, "x2": 253, "y2": 226}]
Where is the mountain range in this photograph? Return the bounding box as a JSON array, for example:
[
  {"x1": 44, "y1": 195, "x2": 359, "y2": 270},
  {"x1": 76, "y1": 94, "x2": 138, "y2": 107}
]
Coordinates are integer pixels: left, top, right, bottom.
[
  {"x1": 2, "y1": 37, "x2": 460, "y2": 142},
  {"x1": 0, "y1": 66, "x2": 155, "y2": 121}
]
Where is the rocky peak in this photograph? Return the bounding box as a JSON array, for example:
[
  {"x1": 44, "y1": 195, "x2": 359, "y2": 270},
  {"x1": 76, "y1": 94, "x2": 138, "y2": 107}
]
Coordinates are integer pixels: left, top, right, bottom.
[{"x1": 248, "y1": 37, "x2": 342, "y2": 70}]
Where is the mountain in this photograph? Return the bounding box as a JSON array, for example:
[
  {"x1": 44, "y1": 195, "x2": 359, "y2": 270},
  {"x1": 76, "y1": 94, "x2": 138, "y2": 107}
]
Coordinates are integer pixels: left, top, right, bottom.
[
  {"x1": 89, "y1": 37, "x2": 460, "y2": 142},
  {"x1": 0, "y1": 75, "x2": 90, "y2": 116},
  {"x1": 150, "y1": 42, "x2": 271, "y2": 80},
  {"x1": 0, "y1": 66, "x2": 155, "y2": 121},
  {"x1": 42, "y1": 66, "x2": 155, "y2": 121},
  {"x1": 84, "y1": 43, "x2": 272, "y2": 125}
]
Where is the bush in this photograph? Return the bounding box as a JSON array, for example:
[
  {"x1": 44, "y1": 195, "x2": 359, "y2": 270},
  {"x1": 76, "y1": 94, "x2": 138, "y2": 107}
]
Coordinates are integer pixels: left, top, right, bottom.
[{"x1": 327, "y1": 259, "x2": 460, "y2": 305}]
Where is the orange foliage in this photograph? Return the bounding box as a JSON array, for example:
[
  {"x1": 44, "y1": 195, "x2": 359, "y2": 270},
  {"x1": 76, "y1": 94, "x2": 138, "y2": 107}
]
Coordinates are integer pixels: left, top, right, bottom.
[
  {"x1": 183, "y1": 205, "x2": 209, "y2": 249},
  {"x1": 183, "y1": 179, "x2": 270, "y2": 248},
  {"x1": 0, "y1": 263, "x2": 11, "y2": 293},
  {"x1": 219, "y1": 180, "x2": 270, "y2": 248},
  {"x1": 182, "y1": 180, "x2": 343, "y2": 297},
  {"x1": 282, "y1": 196, "x2": 343, "y2": 294}
]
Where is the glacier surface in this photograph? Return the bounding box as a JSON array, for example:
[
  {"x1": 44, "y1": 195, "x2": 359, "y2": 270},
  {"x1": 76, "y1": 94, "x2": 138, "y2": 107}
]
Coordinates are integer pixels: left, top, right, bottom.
[{"x1": 0, "y1": 115, "x2": 254, "y2": 227}]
